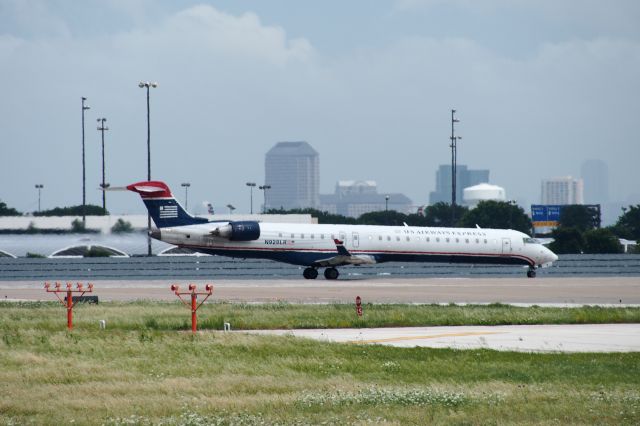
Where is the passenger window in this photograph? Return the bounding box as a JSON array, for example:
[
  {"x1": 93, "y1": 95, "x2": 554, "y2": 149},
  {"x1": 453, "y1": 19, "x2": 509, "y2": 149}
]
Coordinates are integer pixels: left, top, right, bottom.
[
  {"x1": 379, "y1": 236, "x2": 382, "y2": 241},
  {"x1": 484, "y1": 239, "x2": 488, "y2": 244},
  {"x1": 320, "y1": 234, "x2": 324, "y2": 239},
  {"x1": 436, "y1": 237, "x2": 440, "y2": 242},
  {"x1": 406, "y1": 236, "x2": 410, "y2": 242},
  {"x1": 278, "y1": 232, "x2": 282, "y2": 237},
  {"x1": 387, "y1": 236, "x2": 391, "y2": 241},
  {"x1": 445, "y1": 238, "x2": 450, "y2": 243},
  {"x1": 301, "y1": 234, "x2": 304, "y2": 239},
  {"x1": 426, "y1": 237, "x2": 430, "y2": 242},
  {"x1": 310, "y1": 234, "x2": 314, "y2": 239},
  {"x1": 396, "y1": 236, "x2": 401, "y2": 242},
  {"x1": 455, "y1": 238, "x2": 459, "y2": 243},
  {"x1": 465, "y1": 239, "x2": 469, "y2": 243},
  {"x1": 291, "y1": 233, "x2": 294, "y2": 238}
]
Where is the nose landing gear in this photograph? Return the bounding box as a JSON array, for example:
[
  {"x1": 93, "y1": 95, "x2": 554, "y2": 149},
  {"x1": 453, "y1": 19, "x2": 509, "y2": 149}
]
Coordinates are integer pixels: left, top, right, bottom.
[{"x1": 527, "y1": 266, "x2": 537, "y2": 278}]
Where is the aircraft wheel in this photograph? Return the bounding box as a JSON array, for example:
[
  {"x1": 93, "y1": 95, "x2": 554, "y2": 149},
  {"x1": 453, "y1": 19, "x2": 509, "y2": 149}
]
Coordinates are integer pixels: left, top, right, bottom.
[
  {"x1": 303, "y1": 267, "x2": 318, "y2": 279},
  {"x1": 324, "y1": 267, "x2": 339, "y2": 280},
  {"x1": 527, "y1": 269, "x2": 536, "y2": 278}
]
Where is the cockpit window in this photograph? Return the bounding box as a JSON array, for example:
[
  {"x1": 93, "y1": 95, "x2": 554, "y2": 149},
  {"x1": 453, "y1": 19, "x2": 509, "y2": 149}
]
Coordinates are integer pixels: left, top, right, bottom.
[{"x1": 523, "y1": 237, "x2": 540, "y2": 244}]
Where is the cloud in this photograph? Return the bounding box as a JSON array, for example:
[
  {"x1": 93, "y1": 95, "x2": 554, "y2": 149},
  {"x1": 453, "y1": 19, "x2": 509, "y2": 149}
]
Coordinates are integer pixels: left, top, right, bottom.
[{"x1": 0, "y1": 2, "x2": 639, "y2": 215}]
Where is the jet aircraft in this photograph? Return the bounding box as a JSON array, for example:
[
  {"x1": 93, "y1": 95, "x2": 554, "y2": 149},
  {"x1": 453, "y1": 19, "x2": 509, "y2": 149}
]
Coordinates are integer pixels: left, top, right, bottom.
[{"x1": 128, "y1": 181, "x2": 558, "y2": 279}]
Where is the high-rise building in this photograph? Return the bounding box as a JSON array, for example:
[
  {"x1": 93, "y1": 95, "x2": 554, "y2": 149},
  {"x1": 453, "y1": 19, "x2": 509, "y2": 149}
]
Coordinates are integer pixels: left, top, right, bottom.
[
  {"x1": 580, "y1": 159, "x2": 609, "y2": 204},
  {"x1": 540, "y1": 176, "x2": 584, "y2": 205},
  {"x1": 429, "y1": 165, "x2": 490, "y2": 204},
  {"x1": 265, "y1": 141, "x2": 319, "y2": 210},
  {"x1": 320, "y1": 180, "x2": 413, "y2": 218}
]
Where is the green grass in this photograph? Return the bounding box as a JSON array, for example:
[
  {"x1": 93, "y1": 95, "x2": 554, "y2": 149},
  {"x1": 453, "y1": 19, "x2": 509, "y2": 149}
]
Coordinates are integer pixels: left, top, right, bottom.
[
  {"x1": 1, "y1": 302, "x2": 639, "y2": 424},
  {"x1": 3, "y1": 301, "x2": 640, "y2": 332}
]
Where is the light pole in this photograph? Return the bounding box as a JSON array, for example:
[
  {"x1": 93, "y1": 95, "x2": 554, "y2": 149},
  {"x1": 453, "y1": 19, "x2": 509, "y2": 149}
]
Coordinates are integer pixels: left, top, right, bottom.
[
  {"x1": 246, "y1": 182, "x2": 256, "y2": 214},
  {"x1": 259, "y1": 185, "x2": 271, "y2": 213},
  {"x1": 139, "y1": 81, "x2": 158, "y2": 256},
  {"x1": 35, "y1": 184, "x2": 43, "y2": 213},
  {"x1": 385, "y1": 195, "x2": 390, "y2": 225},
  {"x1": 450, "y1": 109, "x2": 461, "y2": 225},
  {"x1": 226, "y1": 204, "x2": 236, "y2": 215},
  {"x1": 81, "y1": 97, "x2": 90, "y2": 225},
  {"x1": 181, "y1": 182, "x2": 191, "y2": 210},
  {"x1": 97, "y1": 118, "x2": 109, "y2": 211}
]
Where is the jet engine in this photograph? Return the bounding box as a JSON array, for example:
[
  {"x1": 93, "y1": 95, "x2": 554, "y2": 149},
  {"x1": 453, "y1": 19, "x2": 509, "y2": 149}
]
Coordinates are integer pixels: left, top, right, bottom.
[{"x1": 210, "y1": 221, "x2": 261, "y2": 241}]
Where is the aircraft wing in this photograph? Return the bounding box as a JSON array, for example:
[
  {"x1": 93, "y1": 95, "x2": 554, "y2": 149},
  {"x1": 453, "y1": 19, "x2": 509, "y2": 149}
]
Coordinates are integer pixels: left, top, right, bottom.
[{"x1": 312, "y1": 239, "x2": 377, "y2": 267}]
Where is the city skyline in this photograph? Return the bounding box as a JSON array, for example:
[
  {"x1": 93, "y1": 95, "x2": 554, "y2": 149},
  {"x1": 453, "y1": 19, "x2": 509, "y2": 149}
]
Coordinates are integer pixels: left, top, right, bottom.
[{"x1": 1, "y1": 1, "x2": 639, "y2": 216}]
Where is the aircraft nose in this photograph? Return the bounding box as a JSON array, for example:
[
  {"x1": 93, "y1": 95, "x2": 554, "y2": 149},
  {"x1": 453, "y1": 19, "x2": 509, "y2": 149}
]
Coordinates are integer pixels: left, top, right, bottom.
[{"x1": 545, "y1": 247, "x2": 558, "y2": 263}]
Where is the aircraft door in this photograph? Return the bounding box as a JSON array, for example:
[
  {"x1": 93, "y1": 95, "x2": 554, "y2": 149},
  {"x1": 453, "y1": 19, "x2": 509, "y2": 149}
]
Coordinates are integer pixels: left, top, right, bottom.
[
  {"x1": 352, "y1": 232, "x2": 360, "y2": 248},
  {"x1": 502, "y1": 238, "x2": 512, "y2": 254}
]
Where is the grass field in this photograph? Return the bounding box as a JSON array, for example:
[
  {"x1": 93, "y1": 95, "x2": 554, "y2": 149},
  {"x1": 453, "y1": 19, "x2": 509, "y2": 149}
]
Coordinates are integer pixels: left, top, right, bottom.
[{"x1": 1, "y1": 302, "x2": 639, "y2": 425}]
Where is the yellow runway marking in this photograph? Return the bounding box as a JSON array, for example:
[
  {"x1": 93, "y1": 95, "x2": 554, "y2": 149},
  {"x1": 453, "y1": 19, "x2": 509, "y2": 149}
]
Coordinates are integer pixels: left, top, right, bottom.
[{"x1": 349, "y1": 330, "x2": 505, "y2": 344}]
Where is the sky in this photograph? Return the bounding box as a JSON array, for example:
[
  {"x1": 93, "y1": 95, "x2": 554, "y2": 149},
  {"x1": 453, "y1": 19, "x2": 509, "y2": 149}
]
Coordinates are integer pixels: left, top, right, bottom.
[{"x1": 1, "y1": 0, "x2": 639, "y2": 217}]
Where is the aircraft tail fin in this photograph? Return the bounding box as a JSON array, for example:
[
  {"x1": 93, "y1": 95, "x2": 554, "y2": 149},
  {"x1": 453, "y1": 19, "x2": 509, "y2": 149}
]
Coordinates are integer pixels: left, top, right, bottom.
[{"x1": 127, "y1": 181, "x2": 208, "y2": 228}]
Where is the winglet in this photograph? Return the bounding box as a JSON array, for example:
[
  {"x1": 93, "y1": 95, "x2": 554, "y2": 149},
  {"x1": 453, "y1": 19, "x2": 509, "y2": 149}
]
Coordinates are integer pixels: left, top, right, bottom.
[{"x1": 333, "y1": 239, "x2": 351, "y2": 256}]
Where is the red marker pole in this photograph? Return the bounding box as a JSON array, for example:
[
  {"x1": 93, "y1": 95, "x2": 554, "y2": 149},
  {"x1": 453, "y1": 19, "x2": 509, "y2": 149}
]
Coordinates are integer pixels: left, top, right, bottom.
[
  {"x1": 44, "y1": 282, "x2": 94, "y2": 330},
  {"x1": 171, "y1": 284, "x2": 213, "y2": 333},
  {"x1": 67, "y1": 284, "x2": 73, "y2": 329},
  {"x1": 191, "y1": 290, "x2": 197, "y2": 333}
]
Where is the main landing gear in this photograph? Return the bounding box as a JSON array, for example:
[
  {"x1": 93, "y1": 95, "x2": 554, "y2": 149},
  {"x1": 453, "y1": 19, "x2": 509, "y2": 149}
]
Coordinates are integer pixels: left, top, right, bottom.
[
  {"x1": 324, "y1": 267, "x2": 339, "y2": 280},
  {"x1": 302, "y1": 267, "x2": 340, "y2": 280},
  {"x1": 527, "y1": 266, "x2": 537, "y2": 278},
  {"x1": 303, "y1": 267, "x2": 318, "y2": 280}
]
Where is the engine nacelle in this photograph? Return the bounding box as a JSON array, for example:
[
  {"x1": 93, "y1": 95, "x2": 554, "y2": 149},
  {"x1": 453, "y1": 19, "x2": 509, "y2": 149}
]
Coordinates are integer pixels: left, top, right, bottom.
[{"x1": 210, "y1": 221, "x2": 261, "y2": 241}]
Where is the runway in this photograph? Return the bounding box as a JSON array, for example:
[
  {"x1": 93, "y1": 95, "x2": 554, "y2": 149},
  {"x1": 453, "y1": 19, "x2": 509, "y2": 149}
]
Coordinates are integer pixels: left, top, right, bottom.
[
  {"x1": 2, "y1": 276, "x2": 639, "y2": 305},
  {"x1": 250, "y1": 324, "x2": 640, "y2": 353}
]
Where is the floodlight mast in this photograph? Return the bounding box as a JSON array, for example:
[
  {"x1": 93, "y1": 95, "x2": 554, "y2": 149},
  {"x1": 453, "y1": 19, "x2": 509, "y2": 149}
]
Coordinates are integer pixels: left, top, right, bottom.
[{"x1": 450, "y1": 109, "x2": 461, "y2": 225}]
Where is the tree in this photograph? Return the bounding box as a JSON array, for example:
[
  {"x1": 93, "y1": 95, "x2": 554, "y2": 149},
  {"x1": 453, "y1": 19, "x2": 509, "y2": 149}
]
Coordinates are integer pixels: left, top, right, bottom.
[
  {"x1": 265, "y1": 208, "x2": 356, "y2": 225},
  {"x1": 559, "y1": 205, "x2": 598, "y2": 231},
  {"x1": 422, "y1": 202, "x2": 469, "y2": 227},
  {"x1": 459, "y1": 201, "x2": 532, "y2": 234},
  {"x1": 111, "y1": 219, "x2": 134, "y2": 233},
  {"x1": 357, "y1": 210, "x2": 408, "y2": 226},
  {"x1": 614, "y1": 205, "x2": 640, "y2": 240},
  {"x1": 0, "y1": 200, "x2": 21, "y2": 216},
  {"x1": 548, "y1": 227, "x2": 584, "y2": 254},
  {"x1": 34, "y1": 204, "x2": 108, "y2": 216},
  {"x1": 71, "y1": 218, "x2": 86, "y2": 232},
  {"x1": 583, "y1": 228, "x2": 622, "y2": 254}
]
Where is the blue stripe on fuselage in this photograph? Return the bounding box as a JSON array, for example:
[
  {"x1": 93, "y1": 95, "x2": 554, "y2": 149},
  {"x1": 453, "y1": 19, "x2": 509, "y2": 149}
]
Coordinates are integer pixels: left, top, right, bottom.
[{"x1": 179, "y1": 246, "x2": 532, "y2": 267}]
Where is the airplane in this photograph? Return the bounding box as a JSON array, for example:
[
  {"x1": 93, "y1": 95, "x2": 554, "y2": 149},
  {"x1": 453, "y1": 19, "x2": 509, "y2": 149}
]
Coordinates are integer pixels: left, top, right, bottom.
[{"x1": 127, "y1": 180, "x2": 558, "y2": 279}]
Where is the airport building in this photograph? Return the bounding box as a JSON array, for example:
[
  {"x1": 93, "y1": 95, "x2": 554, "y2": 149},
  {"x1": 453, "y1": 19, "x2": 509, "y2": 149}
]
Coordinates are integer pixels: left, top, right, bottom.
[
  {"x1": 541, "y1": 176, "x2": 584, "y2": 205},
  {"x1": 320, "y1": 180, "x2": 413, "y2": 218},
  {"x1": 429, "y1": 165, "x2": 490, "y2": 205},
  {"x1": 264, "y1": 141, "x2": 320, "y2": 210}
]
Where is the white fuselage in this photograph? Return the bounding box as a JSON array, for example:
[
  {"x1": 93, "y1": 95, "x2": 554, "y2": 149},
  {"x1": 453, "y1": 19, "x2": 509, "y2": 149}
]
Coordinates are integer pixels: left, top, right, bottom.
[{"x1": 155, "y1": 222, "x2": 558, "y2": 268}]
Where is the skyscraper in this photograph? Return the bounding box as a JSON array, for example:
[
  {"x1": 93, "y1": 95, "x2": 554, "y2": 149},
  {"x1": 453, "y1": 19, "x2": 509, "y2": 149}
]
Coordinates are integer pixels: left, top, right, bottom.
[
  {"x1": 541, "y1": 176, "x2": 584, "y2": 205},
  {"x1": 580, "y1": 159, "x2": 609, "y2": 204},
  {"x1": 429, "y1": 165, "x2": 490, "y2": 205},
  {"x1": 265, "y1": 141, "x2": 319, "y2": 210}
]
